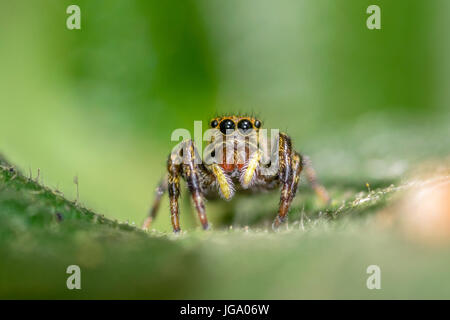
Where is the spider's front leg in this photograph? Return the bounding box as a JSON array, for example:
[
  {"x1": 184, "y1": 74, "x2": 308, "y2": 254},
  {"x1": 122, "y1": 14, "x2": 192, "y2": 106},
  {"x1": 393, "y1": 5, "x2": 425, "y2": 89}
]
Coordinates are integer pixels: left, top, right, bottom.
[
  {"x1": 272, "y1": 133, "x2": 303, "y2": 230},
  {"x1": 167, "y1": 139, "x2": 210, "y2": 232}
]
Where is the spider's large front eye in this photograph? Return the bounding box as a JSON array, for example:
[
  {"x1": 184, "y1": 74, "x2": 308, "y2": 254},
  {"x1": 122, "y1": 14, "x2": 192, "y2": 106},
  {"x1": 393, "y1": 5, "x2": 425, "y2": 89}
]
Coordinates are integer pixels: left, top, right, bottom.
[
  {"x1": 237, "y1": 119, "x2": 253, "y2": 134},
  {"x1": 219, "y1": 119, "x2": 235, "y2": 134}
]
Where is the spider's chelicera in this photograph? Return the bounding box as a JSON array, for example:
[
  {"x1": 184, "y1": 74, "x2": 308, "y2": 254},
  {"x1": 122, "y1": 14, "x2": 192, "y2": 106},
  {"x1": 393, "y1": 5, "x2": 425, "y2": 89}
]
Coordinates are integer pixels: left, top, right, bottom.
[{"x1": 143, "y1": 115, "x2": 330, "y2": 232}]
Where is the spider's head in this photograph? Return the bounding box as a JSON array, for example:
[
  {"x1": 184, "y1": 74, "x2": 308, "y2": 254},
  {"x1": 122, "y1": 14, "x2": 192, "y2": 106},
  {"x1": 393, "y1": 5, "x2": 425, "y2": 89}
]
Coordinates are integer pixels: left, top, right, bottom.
[
  {"x1": 206, "y1": 116, "x2": 263, "y2": 171},
  {"x1": 209, "y1": 116, "x2": 262, "y2": 136}
]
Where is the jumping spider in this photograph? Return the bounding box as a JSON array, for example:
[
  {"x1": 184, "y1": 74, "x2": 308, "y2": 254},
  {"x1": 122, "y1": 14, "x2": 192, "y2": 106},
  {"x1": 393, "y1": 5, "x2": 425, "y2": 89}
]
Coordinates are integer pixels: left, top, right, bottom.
[{"x1": 143, "y1": 115, "x2": 330, "y2": 232}]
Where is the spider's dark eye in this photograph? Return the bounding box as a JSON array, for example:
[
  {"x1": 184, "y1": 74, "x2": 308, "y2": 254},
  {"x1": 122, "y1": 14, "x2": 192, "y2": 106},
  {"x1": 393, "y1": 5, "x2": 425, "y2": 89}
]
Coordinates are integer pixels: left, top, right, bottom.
[
  {"x1": 210, "y1": 119, "x2": 218, "y2": 128},
  {"x1": 219, "y1": 119, "x2": 235, "y2": 134},
  {"x1": 237, "y1": 119, "x2": 253, "y2": 134},
  {"x1": 254, "y1": 120, "x2": 261, "y2": 128}
]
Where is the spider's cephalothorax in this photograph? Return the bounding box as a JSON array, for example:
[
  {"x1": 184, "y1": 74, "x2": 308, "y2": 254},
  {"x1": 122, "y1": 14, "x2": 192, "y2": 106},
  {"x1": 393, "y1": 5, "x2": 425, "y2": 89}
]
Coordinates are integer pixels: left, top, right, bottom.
[{"x1": 143, "y1": 116, "x2": 329, "y2": 232}]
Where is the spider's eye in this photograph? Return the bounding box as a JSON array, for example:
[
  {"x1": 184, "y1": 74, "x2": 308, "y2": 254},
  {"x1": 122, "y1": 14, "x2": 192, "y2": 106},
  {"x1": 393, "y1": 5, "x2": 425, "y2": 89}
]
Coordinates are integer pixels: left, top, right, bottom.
[
  {"x1": 219, "y1": 119, "x2": 235, "y2": 134},
  {"x1": 210, "y1": 119, "x2": 218, "y2": 128},
  {"x1": 254, "y1": 120, "x2": 261, "y2": 129},
  {"x1": 237, "y1": 119, "x2": 253, "y2": 134}
]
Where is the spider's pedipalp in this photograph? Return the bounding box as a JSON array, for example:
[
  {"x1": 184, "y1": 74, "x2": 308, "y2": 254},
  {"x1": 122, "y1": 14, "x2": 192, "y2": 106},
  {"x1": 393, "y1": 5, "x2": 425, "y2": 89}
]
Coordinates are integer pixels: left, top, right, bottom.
[
  {"x1": 210, "y1": 163, "x2": 235, "y2": 200},
  {"x1": 240, "y1": 149, "x2": 262, "y2": 189}
]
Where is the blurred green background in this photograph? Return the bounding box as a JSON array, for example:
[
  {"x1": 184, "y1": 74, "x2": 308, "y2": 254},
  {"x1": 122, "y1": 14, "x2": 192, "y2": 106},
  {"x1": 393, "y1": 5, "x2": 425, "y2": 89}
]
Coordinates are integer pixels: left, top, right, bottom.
[{"x1": 0, "y1": 0, "x2": 449, "y2": 234}]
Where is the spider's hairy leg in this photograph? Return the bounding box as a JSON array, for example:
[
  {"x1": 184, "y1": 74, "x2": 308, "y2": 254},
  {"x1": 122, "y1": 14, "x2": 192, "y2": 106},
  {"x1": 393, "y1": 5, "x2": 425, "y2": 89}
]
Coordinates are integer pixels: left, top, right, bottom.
[
  {"x1": 167, "y1": 152, "x2": 182, "y2": 233},
  {"x1": 302, "y1": 155, "x2": 331, "y2": 205},
  {"x1": 272, "y1": 133, "x2": 303, "y2": 230},
  {"x1": 142, "y1": 175, "x2": 168, "y2": 230},
  {"x1": 181, "y1": 140, "x2": 210, "y2": 230},
  {"x1": 209, "y1": 164, "x2": 234, "y2": 200}
]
